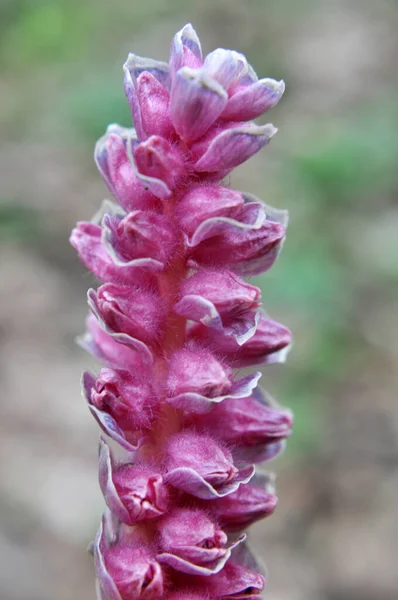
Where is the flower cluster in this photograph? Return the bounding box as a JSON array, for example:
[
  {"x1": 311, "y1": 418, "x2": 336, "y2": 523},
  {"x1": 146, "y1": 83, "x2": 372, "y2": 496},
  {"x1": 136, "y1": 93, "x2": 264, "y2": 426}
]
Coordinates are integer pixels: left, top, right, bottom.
[{"x1": 71, "y1": 23, "x2": 292, "y2": 600}]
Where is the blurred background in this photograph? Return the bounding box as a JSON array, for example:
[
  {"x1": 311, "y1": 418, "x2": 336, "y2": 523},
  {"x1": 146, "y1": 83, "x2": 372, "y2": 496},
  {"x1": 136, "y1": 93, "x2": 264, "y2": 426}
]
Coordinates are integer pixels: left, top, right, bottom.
[{"x1": 1, "y1": 0, "x2": 397, "y2": 599}]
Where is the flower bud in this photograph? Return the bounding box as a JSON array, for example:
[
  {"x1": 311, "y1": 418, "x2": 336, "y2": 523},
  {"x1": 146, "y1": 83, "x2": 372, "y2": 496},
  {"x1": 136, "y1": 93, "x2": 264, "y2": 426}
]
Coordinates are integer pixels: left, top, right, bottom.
[
  {"x1": 103, "y1": 211, "x2": 178, "y2": 270},
  {"x1": 188, "y1": 203, "x2": 286, "y2": 276},
  {"x1": 175, "y1": 269, "x2": 260, "y2": 344},
  {"x1": 133, "y1": 136, "x2": 186, "y2": 192},
  {"x1": 70, "y1": 222, "x2": 125, "y2": 284},
  {"x1": 191, "y1": 122, "x2": 277, "y2": 175},
  {"x1": 191, "y1": 389, "x2": 292, "y2": 464},
  {"x1": 193, "y1": 390, "x2": 292, "y2": 448},
  {"x1": 88, "y1": 283, "x2": 165, "y2": 346},
  {"x1": 166, "y1": 344, "x2": 261, "y2": 413},
  {"x1": 192, "y1": 560, "x2": 265, "y2": 600},
  {"x1": 78, "y1": 314, "x2": 145, "y2": 372},
  {"x1": 83, "y1": 369, "x2": 157, "y2": 451},
  {"x1": 164, "y1": 431, "x2": 254, "y2": 499},
  {"x1": 95, "y1": 514, "x2": 164, "y2": 600},
  {"x1": 99, "y1": 440, "x2": 169, "y2": 526},
  {"x1": 167, "y1": 344, "x2": 231, "y2": 398},
  {"x1": 123, "y1": 53, "x2": 171, "y2": 141},
  {"x1": 222, "y1": 78, "x2": 285, "y2": 122},
  {"x1": 202, "y1": 48, "x2": 247, "y2": 89},
  {"x1": 136, "y1": 71, "x2": 174, "y2": 140},
  {"x1": 175, "y1": 185, "x2": 243, "y2": 237},
  {"x1": 189, "y1": 313, "x2": 292, "y2": 367},
  {"x1": 95, "y1": 126, "x2": 161, "y2": 212},
  {"x1": 211, "y1": 476, "x2": 278, "y2": 531},
  {"x1": 70, "y1": 222, "x2": 155, "y2": 286},
  {"x1": 157, "y1": 508, "x2": 244, "y2": 575}
]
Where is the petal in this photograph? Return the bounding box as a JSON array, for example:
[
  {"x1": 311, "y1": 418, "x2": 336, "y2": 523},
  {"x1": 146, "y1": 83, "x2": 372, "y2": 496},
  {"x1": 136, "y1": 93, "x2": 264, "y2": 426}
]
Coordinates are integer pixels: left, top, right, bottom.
[
  {"x1": 101, "y1": 214, "x2": 165, "y2": 273},
  {"x1": 189, "y1": 315, "x2": 292, "y2": 368},
  {"x1": 94, "y1": 518, "x2": 123, "y2": 600},
  {"x1": 81, "y1": 372, "x2": 140, "y2": 452},
  {"x1": 234, "y1": 440, "x2": 287, "y2": 464},
  {"x1": 194, "y1": 123, "x2": 277, "y2": 173},
  {"x1": 133, "y1": 135, "x2": 185, "y2": 194},
  {"x1": 157, "y1": 535, "x2": 246, "y2": 576},
  {"x1": 95, "y1": 124, "x2": 171, "y2": 203},
  {"x1": 165, "y1": 464, "x2": 255, "y2": 499},
  {"x1": 166, "y1": 371, "x2": 261, "y2": 414},
  {"x1": 203, "y1": 49, "x2": 247, "y2": 89},
  {"x1": 221, "y1": 79, "x2": 285, "y2": 121},
  {"x1": 244, "y1": 192, "x2": 289, "y2": 228},
  {"x1": 124, "y1": 131, "x2": 172, "y2": 200},
  {"x1": 192, "y1": 560, "x2": 265, "y2": 600},
  {"x1": 87, "y1": 289, "x2": 154, "y2": 367},
  {"x1": 211, "y1": 473, "x2": 278, "y2": 531},
  {"x1": 170, "y1": 67, "x2": 228, "y2": 142},
  {"x1": 123, "y1": 54, "x2": 170, "y2": 139},
  {"x1": 175, "y1": 185, "x2": 244, "y2": 236},
  {"x1": 169, "y1": 23, "x2": 203, "y2": 75},
  {"x1": 77, "y1": 314, "x2": 147, "y2": 372},
  {"x1": 136, "y1": 71, "x2": 174, "y2": 139},
  {"x1": 174, "y1": 295, "x2": 259, "y2": 346},
  {"x1": 188, "y1": 201, "x2": 266, "y2": 247},
  {"x1": 187, "y1": 203, "x2": 286, "y2": 277},
  {"x1": 98, "y1": 439, "x2": 133, "y2": 525}
]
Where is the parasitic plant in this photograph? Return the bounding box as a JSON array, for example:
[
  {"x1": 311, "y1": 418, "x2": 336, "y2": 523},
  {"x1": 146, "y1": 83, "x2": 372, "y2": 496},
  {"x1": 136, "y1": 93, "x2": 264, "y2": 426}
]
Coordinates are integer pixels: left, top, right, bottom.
[{"x1": 71, "y1": 23, "x2": 293, "y2": 600}]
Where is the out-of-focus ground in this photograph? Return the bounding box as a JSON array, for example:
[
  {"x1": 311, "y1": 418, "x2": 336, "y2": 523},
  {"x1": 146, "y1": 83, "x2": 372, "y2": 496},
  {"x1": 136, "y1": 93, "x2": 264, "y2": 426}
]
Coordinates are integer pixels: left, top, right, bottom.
[{"x1": 1, "y1": 1, "x2": 397, "y2": 599}]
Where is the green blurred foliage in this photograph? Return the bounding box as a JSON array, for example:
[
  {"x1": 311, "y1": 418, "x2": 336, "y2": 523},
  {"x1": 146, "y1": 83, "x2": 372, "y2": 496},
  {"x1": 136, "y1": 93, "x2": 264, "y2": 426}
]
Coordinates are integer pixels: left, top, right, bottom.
[{"x1": 0, "y1": 0, "x2": 91, "y2": 65}]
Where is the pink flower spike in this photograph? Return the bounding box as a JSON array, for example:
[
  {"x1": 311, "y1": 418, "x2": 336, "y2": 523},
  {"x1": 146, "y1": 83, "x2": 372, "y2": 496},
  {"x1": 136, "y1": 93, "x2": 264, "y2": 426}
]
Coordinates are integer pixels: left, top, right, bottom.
[
  {"x1": 72, "y1": 22, "x2": 293, "y2": 599},
  {"x1": 157, "y1": 508, "x2": 245, "y2": 575},
  {"x1": 164, "y1": 431, "x2": 254, "y2": 499}
]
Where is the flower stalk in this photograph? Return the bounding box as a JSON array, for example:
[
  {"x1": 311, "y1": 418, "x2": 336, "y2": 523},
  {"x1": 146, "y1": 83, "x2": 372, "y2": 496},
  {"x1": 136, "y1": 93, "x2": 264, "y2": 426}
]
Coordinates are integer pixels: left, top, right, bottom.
[{"x1": 71, "y1": 23, "x2": 292, "y2": 600}]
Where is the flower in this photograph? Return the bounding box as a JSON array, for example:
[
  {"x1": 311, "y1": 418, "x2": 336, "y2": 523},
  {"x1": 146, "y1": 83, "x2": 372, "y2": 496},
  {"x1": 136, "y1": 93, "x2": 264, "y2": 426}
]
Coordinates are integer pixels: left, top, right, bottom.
[
  {"x1": 210, "y1": 474, "x2": 278, "y2": 532},
  {"x1": 164, "y1": 431, "x2": 254, "y2": 499},
  {"x1": 174, "y1": 269, "x2": 261, "y2": 344},
  {"x1": 95, "y1": 513, "x2": 164, "y2": 600},
  {"x1": 156, "y1": 508, "x2": 244, "y2": 575}
]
